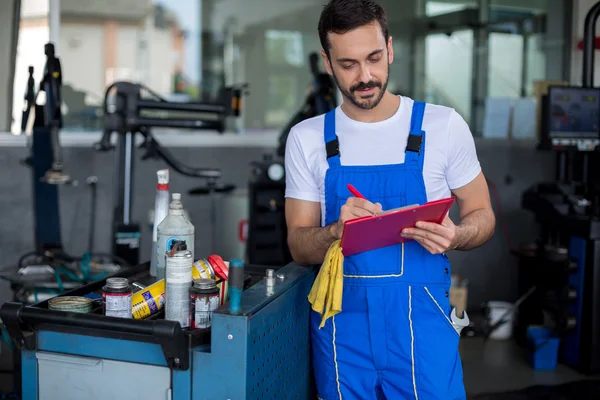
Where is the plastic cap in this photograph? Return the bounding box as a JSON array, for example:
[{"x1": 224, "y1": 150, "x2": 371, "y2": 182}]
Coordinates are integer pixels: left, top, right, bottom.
[
  {"x1": 172, "y1": 193, "x2": 181, "y2": 200},
  {"x1": 208, "y1": 254, "x2": 229, "y2": 279}
]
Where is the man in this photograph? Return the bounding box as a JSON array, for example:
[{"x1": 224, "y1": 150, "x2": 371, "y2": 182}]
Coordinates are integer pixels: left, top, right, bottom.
[{"x1": 284, "y1": 0, "x2": 495, "y2": 399}]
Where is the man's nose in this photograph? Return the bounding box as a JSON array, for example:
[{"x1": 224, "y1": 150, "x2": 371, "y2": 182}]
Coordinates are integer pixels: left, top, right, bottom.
[{"x1": 358, "y1": 64, "x2": 372, "y2": 83}]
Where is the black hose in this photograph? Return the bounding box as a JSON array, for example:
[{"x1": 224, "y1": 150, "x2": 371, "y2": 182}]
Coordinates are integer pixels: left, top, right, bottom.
[{"x1": 582, "y1": 1, "x2": 600, "y2": 87}]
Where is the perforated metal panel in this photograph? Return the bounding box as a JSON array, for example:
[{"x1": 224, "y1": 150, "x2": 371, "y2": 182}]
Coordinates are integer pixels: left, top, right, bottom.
[
  {"x1": 193, "y1": 263, "x2": 316, "y2": 400},
  {"x1": 247, "y1": 277, "x2": 312, "y2": 399}
]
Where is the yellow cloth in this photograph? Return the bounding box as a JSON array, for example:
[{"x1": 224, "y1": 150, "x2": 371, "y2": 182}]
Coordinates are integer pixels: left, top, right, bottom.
[{"x1": 307, "y1": 240, "x2": 344, "y2": 329}]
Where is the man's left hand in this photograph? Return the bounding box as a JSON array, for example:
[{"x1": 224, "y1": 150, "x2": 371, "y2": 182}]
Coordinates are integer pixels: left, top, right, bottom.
[{"x1": 401, "y1": 215, "x2": 460, "y2": 255}]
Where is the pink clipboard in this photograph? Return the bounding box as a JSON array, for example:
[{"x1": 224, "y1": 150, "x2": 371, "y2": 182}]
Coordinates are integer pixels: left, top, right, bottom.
[{"x1": 340, "y1": 197, "x2": 456, "y2": 257}]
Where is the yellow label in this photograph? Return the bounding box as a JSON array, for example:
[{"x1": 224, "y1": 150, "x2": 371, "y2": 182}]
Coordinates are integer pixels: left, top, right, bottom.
[
  {"x1": 132, "y1": 280, "x2": 165, "y2": 319},
  {"x1": 192, "y1": 260, "x2": 213, "y2": 281}
]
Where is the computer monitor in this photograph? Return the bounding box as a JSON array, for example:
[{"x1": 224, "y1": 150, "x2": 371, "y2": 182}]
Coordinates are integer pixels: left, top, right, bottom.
[{"x1": 545, "y1": 86, "x2": 600, "y2": 151}]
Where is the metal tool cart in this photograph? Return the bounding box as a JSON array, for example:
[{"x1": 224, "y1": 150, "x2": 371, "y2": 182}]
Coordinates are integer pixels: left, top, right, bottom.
[{"x1": 0, "y1": 262, "x2": 316, "y2": 400}]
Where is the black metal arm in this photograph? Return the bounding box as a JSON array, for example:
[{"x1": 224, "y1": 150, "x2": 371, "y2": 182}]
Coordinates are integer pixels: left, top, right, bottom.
[{"x1": 97, "y1": 81, "x2": 246, "y2": 179}]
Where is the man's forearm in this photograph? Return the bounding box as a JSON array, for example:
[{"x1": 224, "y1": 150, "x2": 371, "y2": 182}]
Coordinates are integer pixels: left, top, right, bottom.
[
  {"x1": 288, "y1": 224, "x2": 338, "y2": 265},
  {"x1": 454, "y1": 208, "x2": 496, "y2": 251}
]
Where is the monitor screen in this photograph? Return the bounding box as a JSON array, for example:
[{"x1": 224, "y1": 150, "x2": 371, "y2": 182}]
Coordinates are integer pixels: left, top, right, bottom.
[{"x1": 548, "y1": 86, "x2": 600, "y2": 139}]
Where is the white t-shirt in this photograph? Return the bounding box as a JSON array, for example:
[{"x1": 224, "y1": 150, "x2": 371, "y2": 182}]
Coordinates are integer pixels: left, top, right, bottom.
[{"x1": 284, "y1": 95, "x2": 482, "y2": 226}]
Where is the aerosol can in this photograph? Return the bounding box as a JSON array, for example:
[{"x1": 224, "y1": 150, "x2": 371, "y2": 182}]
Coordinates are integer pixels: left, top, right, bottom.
[
  {"x1": 150, "y1": 169, "x2": 170, "y2": 277},
  {"x1": 156, "y1": 193, "x2": 195, "y2": 280},
  {"x1": 165, "y1": 240, "x2": 193, "y2": 328}
]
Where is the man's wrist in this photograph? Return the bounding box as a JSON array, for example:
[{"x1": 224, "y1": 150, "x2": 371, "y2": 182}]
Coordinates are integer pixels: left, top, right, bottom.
[
  {"x1": 452, "y1": 224, "x2": 467, "y2": 250},
  {"x1": 327, "y1": 222, "x2": 340, "y2": 240}
]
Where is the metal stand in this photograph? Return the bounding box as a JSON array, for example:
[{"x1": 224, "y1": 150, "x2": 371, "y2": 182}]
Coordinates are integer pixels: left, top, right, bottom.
[
  {"x1": 97, "y1": 81, "x2": 246, "y2": 266},
  {"x1": 517, "y1": 2, "x2": 600, "y2": 374}
]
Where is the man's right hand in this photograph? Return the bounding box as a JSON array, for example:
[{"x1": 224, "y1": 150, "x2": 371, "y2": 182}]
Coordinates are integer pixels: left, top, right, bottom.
[{"x1": 331, "y1": 197, "x2": 382, "y2": 239}]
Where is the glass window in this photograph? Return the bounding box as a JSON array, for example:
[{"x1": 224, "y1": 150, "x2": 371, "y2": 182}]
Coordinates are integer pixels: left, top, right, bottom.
[
  {"x1": 426, "y1": 1, "x2": 476, "y2": 17},
  {"x1": 424, "y1": 30, "x2": 474, "y2": 122},
  {"x1": 10, "y1": 0, "x2": 565, "y2": 137},
  {"x1": 488, "y1": 30, "x2": 523, "y2": 98},
  {"x1": 11, "y1": 0, "x2": 50, "y2": 134}
]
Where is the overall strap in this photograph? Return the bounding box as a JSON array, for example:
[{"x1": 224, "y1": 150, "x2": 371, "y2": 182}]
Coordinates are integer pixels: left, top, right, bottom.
[
  {"x1": 324, "y1": 109, "x2": 341, "y2": 168},
  {"x1": 405, "y1": 100, "x2": 426, "y2": 170}
]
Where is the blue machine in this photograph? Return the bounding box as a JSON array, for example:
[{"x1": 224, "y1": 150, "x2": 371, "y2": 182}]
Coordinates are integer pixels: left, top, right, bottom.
[{"x1": 0, "y1": 262, "x2": 316, "y2": 399}]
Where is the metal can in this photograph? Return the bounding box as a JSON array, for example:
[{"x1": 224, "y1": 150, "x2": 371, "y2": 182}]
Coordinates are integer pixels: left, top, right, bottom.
[
  {"x1": 165, "y1": 241, "x2": 193, "y2": 328},
  {"x1": 193, "y1": 259, "x2": 216, "y2": 280},
  {"x1": 48, "y1": 296, "x2": 93, "y2": 313},
  {"x1": 193, "y1": 254, "x2": 230, "y2": 305},
  {"x1": 132, "y1": 279, "x2": 166, "y2": 320},
  {"x1": 102, "y1": 277, "x2": 132, "y2": 318},
  {"x1": 190, "y1": 279, "x2": 219, "y2": 329}
]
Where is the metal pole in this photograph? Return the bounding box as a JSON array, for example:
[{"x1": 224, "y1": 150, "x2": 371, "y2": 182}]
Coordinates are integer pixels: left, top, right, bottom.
[
  {"x1": 123, "y1": 132, "x2": 134, "y2": 225},
  {"x1": 521, "y1": 24, "x2": 529, "y2": 97},
  {"x1": 49, "y1": 0, "x2": 60, "y2": 55}
]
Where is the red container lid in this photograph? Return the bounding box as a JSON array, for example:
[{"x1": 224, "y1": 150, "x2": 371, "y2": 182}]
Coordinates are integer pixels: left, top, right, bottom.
[{"x1": 208, "y1": 254, "x2": 229, "y2": 280}]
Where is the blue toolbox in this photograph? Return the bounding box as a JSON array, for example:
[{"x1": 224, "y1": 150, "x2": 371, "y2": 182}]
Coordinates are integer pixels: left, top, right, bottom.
[{"x1": 0, "y1": 262, "x2": 316, "y2": 400}]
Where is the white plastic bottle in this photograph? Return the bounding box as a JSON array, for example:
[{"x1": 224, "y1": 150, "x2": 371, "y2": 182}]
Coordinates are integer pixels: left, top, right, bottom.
[
  {"x1": 156, "y1": 193, "x2": 195, "y2": 281},
  {"x1": 150, "y1": 169, "x2": 170, "y2": 277}
]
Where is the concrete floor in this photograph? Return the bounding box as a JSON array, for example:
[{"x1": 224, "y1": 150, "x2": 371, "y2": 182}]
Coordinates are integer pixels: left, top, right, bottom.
[{"x1": 460, "y1": 337, "x2": 596, "y2": 396}]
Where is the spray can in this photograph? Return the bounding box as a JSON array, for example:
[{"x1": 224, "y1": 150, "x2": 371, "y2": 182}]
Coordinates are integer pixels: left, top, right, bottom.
[
  {"x1": 165, "y1": 240, "x2": 193, "y2": 328},
  {"x1": 132, "y1": 279, "x2": 166, "y2": 320},
  {"x1": 156, "y1": 193, "x2": 195, "y2": 281},
  {"x1": 150, "y1": 169, "x2": 170, "y2": 277}
]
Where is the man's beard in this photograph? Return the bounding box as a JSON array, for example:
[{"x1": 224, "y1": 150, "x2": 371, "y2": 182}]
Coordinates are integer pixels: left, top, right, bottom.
[{"x1": 332, "y1": 63, "x2": 390, "y2": 110}]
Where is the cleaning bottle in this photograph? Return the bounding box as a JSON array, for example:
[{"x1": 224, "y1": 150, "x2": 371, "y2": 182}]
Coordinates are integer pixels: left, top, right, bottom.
[
  {"x1": 150, "y1": 169, "x2": 170, "y2": 277},
  {"x1": 156, "y1": 193, "x2": 195, "y2": 281}
]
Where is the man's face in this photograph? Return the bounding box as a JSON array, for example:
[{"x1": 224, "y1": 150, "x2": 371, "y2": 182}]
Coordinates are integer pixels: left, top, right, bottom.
[{"x1": 322, "y1": 22, "x2": 393, "y2": 110}]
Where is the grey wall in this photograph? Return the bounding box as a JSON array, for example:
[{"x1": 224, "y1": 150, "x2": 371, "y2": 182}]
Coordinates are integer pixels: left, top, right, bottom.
[
  {"x1": 0, "y1": 139, "x2": 554, "y2": 310},
  {"x1": 0, "y1": 143, "x2": 271, "y2": 304}
]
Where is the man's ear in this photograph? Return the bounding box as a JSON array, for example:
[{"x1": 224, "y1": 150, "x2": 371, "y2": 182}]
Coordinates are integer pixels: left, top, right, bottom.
[
  {"x1": 320, "y1": 50, "x2": 333, "y2": 75},
  {"x1": 387, "y1": 36, "x2": 394, "y2": 64}
]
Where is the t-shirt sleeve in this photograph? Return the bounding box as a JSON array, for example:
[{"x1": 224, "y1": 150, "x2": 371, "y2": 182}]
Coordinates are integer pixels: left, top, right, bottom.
[
  {"x1": 284, "y1": 128, "x2": 320, "y2": 202},
  {"x1": 446, "y1": 110, "x2": 482, "y2": 190}
]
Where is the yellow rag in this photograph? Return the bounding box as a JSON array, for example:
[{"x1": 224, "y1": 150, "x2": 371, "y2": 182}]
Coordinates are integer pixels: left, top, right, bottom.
[{"x1": 307, "y1": 240, "x2": 344, "y2": 329}]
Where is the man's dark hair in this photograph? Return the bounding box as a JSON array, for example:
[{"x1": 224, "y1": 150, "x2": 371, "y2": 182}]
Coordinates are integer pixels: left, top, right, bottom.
[{"x1": 318, "y1": 0, "x2": 389, "y2": 57}]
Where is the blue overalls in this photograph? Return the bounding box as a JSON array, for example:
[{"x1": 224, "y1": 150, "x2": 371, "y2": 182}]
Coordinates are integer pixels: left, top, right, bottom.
[{"x1": 311, "y1": 101, "x2": 466, "y2": 400}]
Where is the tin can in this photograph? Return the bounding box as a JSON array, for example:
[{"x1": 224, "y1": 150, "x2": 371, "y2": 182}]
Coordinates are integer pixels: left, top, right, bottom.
[
  {"x1": 102, "y1": 277, "x2": 132, "y2": 318},
  {"x1": 132, "y1": 279, "x2": 166, "y2": 320},
  {"x1": 48, "y1": 296, "x2": 93, "y2": 313},
  {"x1": 190, "y1": 279, "x2": 219, "y2": 329},
  {"x1": 165, "y1": 241, "x2": 193, "y2": 328}
]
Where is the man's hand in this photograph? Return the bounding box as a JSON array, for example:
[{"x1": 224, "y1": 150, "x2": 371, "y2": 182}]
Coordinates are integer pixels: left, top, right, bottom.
[
  {"x1": 332, "y1": 197, "x2": 382, "y2": 239},
  {"x1": 401, "y1": 215, "x2": 459, "y2": 255}
]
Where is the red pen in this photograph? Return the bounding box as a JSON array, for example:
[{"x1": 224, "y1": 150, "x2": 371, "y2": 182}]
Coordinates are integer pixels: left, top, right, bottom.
[{"x1": 347, "y1": 184, "x2": 366, "y2": 199}]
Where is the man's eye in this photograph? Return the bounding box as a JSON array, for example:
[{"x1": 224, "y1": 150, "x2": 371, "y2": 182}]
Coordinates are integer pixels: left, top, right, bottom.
[
  {"x1": 342, "y1": 64, "x2": 354, "y2": 69},
  {"x1": 369, "y1": 58, "x2": 381, "y2": 63}
]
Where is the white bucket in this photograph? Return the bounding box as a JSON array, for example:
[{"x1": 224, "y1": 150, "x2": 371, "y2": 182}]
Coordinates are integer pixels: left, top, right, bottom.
[{"x1": 488, "y1": 301, "x2": 515, "y2": 340}]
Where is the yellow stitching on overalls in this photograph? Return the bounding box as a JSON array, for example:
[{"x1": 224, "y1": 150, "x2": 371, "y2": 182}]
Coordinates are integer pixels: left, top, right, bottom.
[
  {"x1": 343, "y1": 243, "x2": 404, "y2": 278},
  {"x1": 409, "y1": 286, "x2": 419, "y2": 399},
  {"x1": 424, "y1": 286, "x2": 460, "y2": 337},
  {"x1": 332, "y1": 316, "x2": 342, "y2": 399}
]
